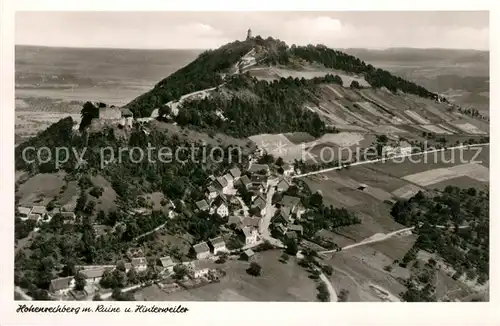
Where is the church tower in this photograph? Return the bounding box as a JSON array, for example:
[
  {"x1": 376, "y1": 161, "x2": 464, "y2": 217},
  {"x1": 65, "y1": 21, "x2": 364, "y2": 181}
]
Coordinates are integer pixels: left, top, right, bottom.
[{"x1": 246, "y1": 28, "x2": 253, "y2": 40}]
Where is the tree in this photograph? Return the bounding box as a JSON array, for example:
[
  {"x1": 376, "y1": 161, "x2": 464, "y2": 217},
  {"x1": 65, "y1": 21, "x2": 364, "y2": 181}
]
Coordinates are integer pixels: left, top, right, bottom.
[
  {"x1": 338, "y1": 289, "x2": 349, "y2": 302},
  {"x1": 74, "y1": 273, "x2": 86, "y2": 291},
  {"x1": 127, "y1": 267, "x2": 139, "y2": 285},
  {"x1": 280, "y1": 252, "x2": 289, "y2": 263},
  {"x1": 275, "y1": 157, "x2": 284, "y2": 166},
  {"x1": 93, "y1": 294, "x2": 102, "y2": 301},
  {"x1": 285, "y1": 238, "x2": 298, "y2": 256},
  {"x1": 173, "y1": 264, "x2": 189, "y2": 280},
  {"x1": 349, "y1": 80, "x2": 361, "y2": 89},
  {"x1": 321, "y1": 264, "x2": 333, "y2": 276},
  {"x1": 246, "y1": 262, "x2": 262, "y2": 276}
]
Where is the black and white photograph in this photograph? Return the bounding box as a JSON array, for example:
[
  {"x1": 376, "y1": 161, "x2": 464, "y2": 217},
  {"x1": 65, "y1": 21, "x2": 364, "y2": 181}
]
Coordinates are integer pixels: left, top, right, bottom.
[{"x1": 1, "y1": 3, "x2": 497, "y2": 325}]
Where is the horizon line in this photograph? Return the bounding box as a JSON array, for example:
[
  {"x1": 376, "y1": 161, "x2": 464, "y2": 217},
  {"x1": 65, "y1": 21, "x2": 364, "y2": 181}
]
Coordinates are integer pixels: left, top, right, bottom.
[{"x1": 15, "y1": 43, "x2": 489, "y2": 52}]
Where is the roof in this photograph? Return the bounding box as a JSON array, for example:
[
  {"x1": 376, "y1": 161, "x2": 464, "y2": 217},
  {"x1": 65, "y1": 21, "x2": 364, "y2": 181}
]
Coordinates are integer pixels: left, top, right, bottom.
[
  {"x1": 229, "y1": 167, "x2": 241, "y2": 178},
  {"x1": 61, "y1": 212, "x2": 76, "y2": 219},
  {"x1": 252, "y1": 196, "x2": 267, "y2": 210},
  {"x1": 280, "y1": 195, "x2": 301, "y2": 208},
  {"x1": 280, "y1": 206, "x2": 291, "y2": 219},
  {"x1": 289, "y1": 224, "x2": 304, "y2": 233},
  {"x1": 209, "y1": 236, "x2": 225, "y2": 246},
  {"x1": 216, "y1": 176, "x2": 228, "y2": 188},
  {"x1": 79, "y1": 267, "x2": 110, "y2": 279},
  {"x1": 196, "y1": 200, "x2": 210, "y2": 211},
  {"x1": 243, "y1": 249, "x2": 255, "y2": 257},
  {"x1": 227, "y1": 215, "x2": 243, "y2": 225},
  {"x1": 50, "y1": 277, "x2": 74, "y2": 291},
  {"x1": 242, "y1": 217, "x2": 260, "y2": 228},
  {"x1": 276, "y1": 223, "x2": 287, "y2": 234},
  {"x1": 159, "y1": 256, "x2": 175, "y2": 268},
  {"x1": 249, "y1": 163, "x2": 270, "y2": 174},
  {"x1": 131, "y1": 257, "x2": 148, "y2": 266},
  {"x1": 251, "y1": 174, "x2": 268, "y2": 184},
  {"x1": 121, "y1": 108, "x2": 134, "y2": 117},
  {"x1": 207, "y1": 185, "x2": 218, "y2": 193},
  {"x1": 282, "y1": 163, "x2": 293, "y2": 171},
  {"x1": 17, "y1": 207, "x2": 32, "y2": 216},
  {"x1": 242, "y1": 226, "x2": 253, "y2": 238},
  {"x1": 193, "y1": 241, "x2": 210, "y2": 254},
  {"x1": 31, "y1": 206, "x2": 46, "y2": 215},
  {"x1": 28, "y1": 214, "x2": 41, "y2": 221},
  {"x1": 400, "y1": 141, "x2": 412, "y2": 148},
  {"x1": 277, "y1": 178, "x2": 290, "y2": 187},
  {"x1": 223, "y1": 174, "x2": 234, "y2": 183},
  {"x1": 236, "y1": 175, "x2": 251, "y2": 186}
]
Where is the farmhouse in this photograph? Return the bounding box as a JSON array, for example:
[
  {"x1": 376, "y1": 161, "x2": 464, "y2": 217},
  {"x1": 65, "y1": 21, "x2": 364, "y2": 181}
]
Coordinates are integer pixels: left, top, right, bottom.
[
  {"x1": 227, "y1": 215, "x2": 243, "y2": 227},
  {"x1": 49, "y1": 276, "x2": 75, "y2": 295},
  {"x1": 252, "y1": 195, "x2": 267, "y2": 216},
  {"x1": 242, "y1": 226, "x2": 259, "y2": 246},
  {"x1": 159, "y1": 256, "x2": 176, "y2": 273},
  {"x1": 193, "y1": 241, "x2": 211, "y2": 260},
  {"x1": 79, "y1": 267, "x2": 110, "y2": 285},
  {"x1": 205, "y1": 185, "x2": 218, "y2": 201},
  {"x1": 192, "y1": 261, "x2": 214, "y2": 278},
  {"x1": 131, "y1": 257, "x2": 148, "y2": 272},
  {"x1": 399, "y1": 141, "x2": 412, "y2": 156},
  {"x1": 209, "y1": 236, "x2": 227, "y2": 254},
  {"x1": 281, "y1": 163, "x2": 294, "y2": 176},
  {"x1": 288, "y1": 224, "x2": 304, "y2": 235},
  {"x1": 241, "y1": 248, "x2": 255, "y2": 261},
  {"x1": 248, "y1": 163, "x2": 270, "y2": 175},
  {"x1": 229, "y1": 167, "x2": 242, "y2": 180},
  {"x1": 196, "y1": 199, "x2": 210, "y2": 212},
  {"x1": 31, "y1": 205, "x2": 47, "y2": 217},
  {"x1": 214, "y1": 176, "x2": 229, "y2": 193},
  {"x1": 28, "y1": 214, "x2": 42, "y2": 223},
  {"x1": 234, "y1": 175, "x2": 251, "y2": 189},
  {"x1": 17, "y1": 207, "x2": 32, "y2": 220},
  {"x1": 223, "y1": 173, "x2": 234, "y2": 186},
  {"x1": 251, "y1": 174, "x2": 269, "y2": 188},
  {"x1": 275, "y1": 207, "x2": 292, "y2": 225},
  {"x1": 276, "y1": 178, "x2": 291, "y2": 192},
  {"x1": 211, "y1": 196, "x2": 229, "y2": 217}
]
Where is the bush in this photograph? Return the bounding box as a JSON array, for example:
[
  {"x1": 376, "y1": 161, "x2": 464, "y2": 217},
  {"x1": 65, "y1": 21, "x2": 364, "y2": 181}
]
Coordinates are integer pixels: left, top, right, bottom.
[{"x1": 246, "y1": 262, "x2": 261, "y2": 276}]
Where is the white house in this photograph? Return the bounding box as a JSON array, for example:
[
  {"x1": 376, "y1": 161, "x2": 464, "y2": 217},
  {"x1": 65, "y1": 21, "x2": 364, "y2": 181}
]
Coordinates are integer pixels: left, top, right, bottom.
[
  {"x1": 214, "y1": 176, "x2": 230, "y2": 194},
  {"x1": 17, "y1": 207, "x2": 32, "y2": 220},
  {"x1": 399, "y1": 141, "x2": 412, "y2": 156},
  {"x1": 242, "y1": 226, "x2": 259, "y2": 246},
  {"x1": 229, "y1": 167, "x2": 242, "y2": 181},
  {"x1": 252, "y1": 195, "x2": 267, "y2": 216},
  {"x1": 49, "y1": 276, "x2": 75, "y2": 295},
  {"x1": 159, "y1": 256, "x2": 176, "y2": 274},
  {"x1": 192, "y1": 261, "x2": 213, "y2": 278},
  {"x1": 281, "y1": 164, "x2": 294, "y2": 176},
  {"x1": 216, "y1": 202, "x2": 229, "y2": 217},
  {"x1": 209, "y1": 236, "x2": 227, "y2": 254},
  {"x1": 131, "y1": 257, "x2": 148, "y2": 272},
  {"x1": 205, "y1": 185, "x2": 218, "y2": 201},
  {"x1": 193, "y1": 241, "x2": 211, "y2": 260}
]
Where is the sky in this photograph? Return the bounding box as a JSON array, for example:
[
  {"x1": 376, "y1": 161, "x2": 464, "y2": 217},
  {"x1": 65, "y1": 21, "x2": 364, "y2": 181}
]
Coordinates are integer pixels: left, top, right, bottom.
[{"x1": 15, "y1": 11, "x2": 489, "y2": 50}]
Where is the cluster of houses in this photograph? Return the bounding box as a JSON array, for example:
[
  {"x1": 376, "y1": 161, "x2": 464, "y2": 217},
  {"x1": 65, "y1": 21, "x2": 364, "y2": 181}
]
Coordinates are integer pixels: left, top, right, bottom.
[
  {"x1": 16, "y1": 205, "x2": 76, "y2": 225},
  {"x1": 382, "y1": 141, "x2": 412, "y2": 157}
]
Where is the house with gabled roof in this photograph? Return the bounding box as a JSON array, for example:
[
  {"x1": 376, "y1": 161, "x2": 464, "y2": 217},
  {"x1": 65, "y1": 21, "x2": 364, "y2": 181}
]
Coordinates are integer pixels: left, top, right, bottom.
[
  {"x1": 252, "y1": 194, "x2": 267, "y2": 216},
  {"x1": 159, "y1": 256, "x2": 176, "y2": 273},
  {"x1": 79, "y1": 267, "x2": 112, "y2": 285},
  {"x1": 17, "y1": 207, "x2": 32, "y2": 220},
  {"x1": 215, "y1": 176, "x2": 229, "y2": 192},
  {"x1": 241, "y1": 248, "x2": 255, "y2": 261},
  {"x1": 205, "y1": 185, "x2": 219, "y2": 201},
  {"x1": 241, "y1": 226, "x2": 259, "y2": 246},
  {"x1": 196, "y1": 199, "x2": 210, "y2": 212},
  {"x1": 229, "y1": 167, "x2": 242, "y2": 181},
  {"x1": 193, "y1": 241, "x2": 211, "y2": 260},
  {"x1": 288, "y1": 224, "x2": 304, "y2": 235},
  {"x1": 281, "y1": 163, "x2": 295, "y2": 176},
  {"x1": 31, "y1": 205, "x2": 47, "y2": 216},
  {"x1": 275, "y1": 206, "x2": 292, "y2": 225},
  {"x1": 49, "y1": 276, "x2": 75, "y2": 295},
  {"x1": 248, "y1": 163, "x2": 270, "y2": 175},
  {"x1": 276, "y1": 178, "x2": 291, "y2": 192},
  {"x1": 242, "y1": 217, "x2": 261, "y2": 229},
  {"x1": 234, "y1": 175, "x2": 251, "y2": 189},
  {"x1": 227, "y1": 215, "x2": 243, "y2": 227},
  {"x1": 209, "y1": 236, "x2": 227, "y2": 254}
]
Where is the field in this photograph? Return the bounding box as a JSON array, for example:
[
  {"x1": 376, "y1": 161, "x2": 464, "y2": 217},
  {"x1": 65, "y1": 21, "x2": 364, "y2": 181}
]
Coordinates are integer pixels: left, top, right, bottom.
[
  {"x1": 17, "y1": 171, "x2": 67, "y2": 206},
  {"x1": 137, "y1": 251, "x2": 317, "y2": 301},
  {"x1": 367, "y1": 146, "x2": 489, "y2": 178},
  {"x1": 402, "y1": 163, "x2": 488, "y2": 187}
]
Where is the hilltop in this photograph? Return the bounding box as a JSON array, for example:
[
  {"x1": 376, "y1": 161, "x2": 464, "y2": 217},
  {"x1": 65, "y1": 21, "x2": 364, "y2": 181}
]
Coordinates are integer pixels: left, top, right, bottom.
[{"x1": 124, "y1": 36, "x2": 442, "y2": 119}]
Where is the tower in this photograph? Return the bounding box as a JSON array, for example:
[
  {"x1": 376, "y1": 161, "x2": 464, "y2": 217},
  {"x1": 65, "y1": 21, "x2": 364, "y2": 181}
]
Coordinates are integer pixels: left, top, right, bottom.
[{"x1": 246, "y1": 28, "x2": 252, "y2": 40}]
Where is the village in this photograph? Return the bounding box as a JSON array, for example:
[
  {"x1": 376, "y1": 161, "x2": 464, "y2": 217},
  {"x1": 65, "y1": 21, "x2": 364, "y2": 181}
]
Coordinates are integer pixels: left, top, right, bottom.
[{"x1": 15, "y1": 137, "x2": 312, "y2": 300}]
